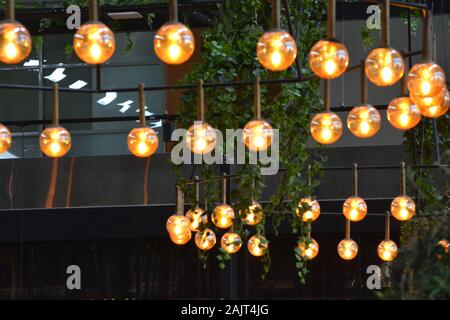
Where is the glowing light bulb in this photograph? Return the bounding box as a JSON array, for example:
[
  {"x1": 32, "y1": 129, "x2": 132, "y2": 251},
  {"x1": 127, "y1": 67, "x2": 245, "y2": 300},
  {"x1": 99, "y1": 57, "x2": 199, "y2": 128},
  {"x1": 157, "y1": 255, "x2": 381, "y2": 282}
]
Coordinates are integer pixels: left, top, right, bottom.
[
  {"x1": 343, "y1": 197, "x2": 367, "y2": 222},
  {"x1": 166, "y1": 214, "x2": 191, "y2": 245},
  {"x1": 0, "y1": 21, "x2": 32, "y2": 64},
  {"x1": 127, "y1": 127, "x2": 159, "y2": 158},
  {"x1": 195, "y1": 228, "x2": 216, "y2": 251},
  {"x1": 39, "y1": 126, "x2": 72, "y2": 158},
  {"x1": 74, "y1": 22, "x2": 115, "y2": 64},
  {"x1": 4, "y1": 42, "x2": 17, "y2": 59},
  {"x1": 296, "y1": 198, "x2": 320, "y2": 222},
  {"x1": 309, "y1": 39, "x2": 349, "y2": 79},
  {"x1": 365, "y1": 47, "x2": 404, "y2": 86},
  {"x1": 377, "y1": 239, "x2": 398, "y2": 262},
  {"x1": 337, "y1": 239, "x2": 358, "y2": 260},
  {"x1": 221, "y1": 232, "x2": 242, "y2": 254},
  {"x1": 414, "y1": 89, "x2": 449, "y2": 118},
  {"x1": 257, "y1": 30, "x2": 297, "y2": 71},
  {"x1": 407, "y1": 62, "x2": 446, "y2": 98},
  {"x1": 212, "y1": 204, "x2": 234, "y2": 229},
  {"x1": 242, "y1": 201, "x2": 264, "y2": 226},
  {"x1": 310, "y1": 112, "x2": 343, "y2": 144},
  {"x1": 154, "y1": 22, "x2": 195, "y2": 64},
  {"x1": 298, "y1": 238, "x2": 319, "y2": 260},
  {"x1": 390, "y1": 196, "x2": 415, "y2": 221},
  {"x1": 248, "y1": 235, "x2": 269, "y2": 257},
  {"x1": 243, "y1": 119, "x2": 274, "y2": 151},
  {"x1": 387, "y1": 97, "x2": 422, "y2": 130},
  {"x1": 0, "y1": 124, "x2": 12, "y2": 154},
  {"x1": 186, "y1": 122, "x2": 217, "y2": 154},
  {"x1": 186, "y1": 207, "x2": 208, "y2": 232},
  {"x1": 347, "y1": 105, "x2": 381, "y2": 138},
  {"x1": 381, "y1": 66, "x2": 393, "y2": 83}
]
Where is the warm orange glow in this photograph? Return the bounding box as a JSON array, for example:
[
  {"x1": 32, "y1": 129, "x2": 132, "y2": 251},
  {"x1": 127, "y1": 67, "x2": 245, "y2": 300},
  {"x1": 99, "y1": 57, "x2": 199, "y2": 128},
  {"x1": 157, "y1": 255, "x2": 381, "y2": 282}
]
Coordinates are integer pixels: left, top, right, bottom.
[
  {"x1": 166, "y1": 214, "x2": 191, "y2": 245},
  {"x1": 365, "y1": 47, "x2": 404, "y2": 86},
  {"x1": 309, "y1": 39, "x2": 349, "y2": 79},
  {"x1": 256, "y1": 30, "x2": 297, "y2": 71},
  {"x1": 298, "y1": 238, "x2": 319, "y2": 260},
  {"x1": 390, "y1": 196, "x2": 415, "y2": 221},
  {"x1": 387, "y1": 97, "x2": 422, "y2": 130},
  {"x1": 195, "y1": 228, "x2": 216, "y2": 251},
  {"x1": 0, "y1": 124, "x2": 12, "y2": 154},
  {"x1": 169, "y1": 231, "x2": 191, "y2": 245},
  {"x1": 439, "y1": 239, "x2": 449, "y2": 253},
  {"x1": 310, "y1": 112, "x2": 343, "y2": 144},
  {"x1": 337, "y1": 239, "x2": 358, "y2": 260},
  {"x1": 377, "y1": 239, "x2": 398, "y2": 262},
  {"x1": 296, "y1": 198, "x2": 320, "y2": 222},
  {"x1": 242, "y1": 201, "x2": 263, "y2": 226},
  {"x1": 347, "y1": 105, "x2": 381, "y2": 138},
  {"x1": 154, "y1": 22, "x2": 195, "y2": 65},
  {"x1": 221, "y1": 232, "x2": 242, "y2": 254},
  {"x1": 413, "y1": 89, "x2": 449, "y2": 118},
  {"x1": 186, "y1": 122, "x2": 217, "y2": 154},
  {"x1": 243, "y1": 119, "x2": 274, "y2": 151},
  {"x1": 247, "y1": 235, "x2": 269, "y2": 257},
  {"x1": 343, "y1": 197, "x2": 367, "y2": 222},
  {"x1": 39, "y1": 126, "x2": 72, "y2": 158},
  {"x1": 186, "y1": 207, "x2": 208, "y2": 232},
  {"x1": 212, "y1": 204, "x2": 235, "y2": 229},
  {"x1": 127, "y1": 127, "x2": 159, "y2": 158},
  {"x1": 407, "y1": 62, "x2": 446, "y2": 98},
  {"x1": 0, "y1": 21, "x2": 31, "y2": 64},
  {"x1": 74, "y1": 22, "x2": 115, "y2": 64}
]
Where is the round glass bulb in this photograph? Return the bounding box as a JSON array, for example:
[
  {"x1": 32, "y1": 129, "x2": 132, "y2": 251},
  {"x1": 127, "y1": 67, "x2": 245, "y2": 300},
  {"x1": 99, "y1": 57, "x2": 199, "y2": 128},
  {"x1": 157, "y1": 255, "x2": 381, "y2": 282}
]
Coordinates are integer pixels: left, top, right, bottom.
[
  {"x1": 337, "y1": 239, "x2": 358, "y2": 260},
  {"x1": 298, "y1": 238, "x2": 319, "y2": 260},
  {"x1": 166, "y1": 214, "x2": 191, "y2": 237},
  {"x1": 365, "y1": 47, "x2": 404, "y2": 86},
  {"x1": 439, "y1": 239, "x2": 449, "y2": 253},
  {"x1": 170, "y1": 230, "x2": 191, "y2": 245},
  {"x1": 0, "y1": 124, "x2": 12, "y2": 154},
  {"x1": 390, "y1": 196, "x2": 415, "y2": 221},
  {"x1": 241, "y1": 201, "x2": 263, "y2": 226},
  {"x1": 212, "y1": 204, "x2": 235, "y2": 229},
  {"x1": 415, "y1": 89, "x2": 449, "y2": 118},
  {"x1": 0, "y1": 20, "x2": 32, "y2": 64},
  {"x1": 154, "y1": 22, "x2": 195, "y2": 65},
  {"x1": 407, "y1": 62, "x2": 446, "y2": 98},
  {"x1": 186, "y1": 122, "x2": 217, "y2": 154},
  {"x1": 310, "y1": 111, "x2": 343, "y2": 144},
  {"x1": 185, "y1": 207, "x2": 208, "y2": 232},
  {"x1": 247, "y1": 235, "x2": 269, "y2": 257},
  {"x1": 39, "y1": 126, "x2": 72, "y2": 158},
  {"x1": 296, "y1": 198, "x2": 320, "y2": 222},
  {"x1": 309, "y1": 39, "x2": 349, "y2": 79},
  {"x1": 127, "y1": 127, "x2": 158, "y2": 158},
  {"x1": 256, "y1": 29, "x2": 297, "y2": 71},
  {"x1": 343, "y1": 196, "x2": 368, "y2": 222},
  {"x1": 377, "y1": 239, "x2": 398, "y2": 262},
  {"x1": 243, "y1": 119, "x2": 274, "y2": 151},
  {"x1": 195, "y1": 228, "x2": 216, "y2": 251},
  {"x1": 347, "y1": 104, "x2": 381, "y2": 138},
  {"x1": 74, "y1": 21, "x2": 115, "y2": 64},
  {"x1": 221, "y1": 232, "x2": 242, "y2": 254},
  {"x1": 387, "y1": 97, "x2": 421, "y2": 130}
]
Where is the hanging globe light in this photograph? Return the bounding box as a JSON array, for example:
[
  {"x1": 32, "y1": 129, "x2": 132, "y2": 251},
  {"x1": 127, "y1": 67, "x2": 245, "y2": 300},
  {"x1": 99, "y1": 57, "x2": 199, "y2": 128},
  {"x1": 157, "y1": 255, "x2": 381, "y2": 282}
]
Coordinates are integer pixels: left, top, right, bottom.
[
  {"x1": 298, "y1": 238, "x2": 319, "y2": 260},
  {"x1": 309, "y1": 39, "x2": 349, "y2": 79},
  {"x1": 195, "y1": 228, "x2": 216, "y2": 251},
  {"x1": 377, "y1": 239, "x2": 398, "y2": 262},
  {"x1": 296, "y1": 198, "x2": 320, "y2": 222},
  {"x1": 407, "y1": 62, "x2": 446, "y2": 99},
  {"x1": 337, "y1": 238, "x2": 359, "y2": 260},
  {"x1": 221, "y1": 232, "x2": 242, "y2": 254},
  {"x1": 212, "y1": 204, "x2": 234, "y2": 229},
  {"x1": 391, "y1": 162, "x2": 415, "y2": 221},
  {"x1": 241, "y1": 201, "x2": 264, "y2": 226},
  {"x1": 0, "y1": 124, "x2": 12, "y2": 154},
  {"x1": 186, "y1": 207, "x2": 208, "y2": 232},
  {"x1": 343, "y1": 196, "x2": 367, "y2": 222},
  {"x1": 439, "y1": 239, "x2": 449, "y2": 253},
  {"x1": 347, "y1": 105, "x2": 381, "y2": 138},
  {"x1": 414, "y1": 88, "x2": 449, "y2": 118},
  {"x1": 247, "y1": 235, "x2": 269, "y2": 257},
  {"x1": 166, "y1": 187, "x2": 192, "y2": 245},
  {"x1": 365, "y1": 48, "x2": 404, "y2": 86},
  {"x1": 154, "y1": 0, "x2": 195, "y2": 64},
  {"x1": 387, "y1": 97, "x2": 421, "y2": 130},
  {"x1": 310, "y1": 111, "x2": 343, "y2": 144}
]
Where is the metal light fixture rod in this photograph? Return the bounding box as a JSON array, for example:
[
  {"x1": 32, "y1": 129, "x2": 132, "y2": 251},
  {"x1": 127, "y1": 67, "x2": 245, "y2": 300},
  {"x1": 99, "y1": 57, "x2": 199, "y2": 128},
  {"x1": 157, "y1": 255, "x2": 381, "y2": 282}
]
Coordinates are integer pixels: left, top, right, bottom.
[
  {"x1": 169, "y1": 0, "x2": 178, "y2": 22},
  {"x1": 382, "y1": 0, "x2": 390, "y2": 47},
  {"x1": 352, "y1": 163, "x2": 358, "y2": 196},
  {"x1": 385, "y1": 211, "x2": 391, "y2": 240},
  {"x1": 176, "y1": 185, "x2": 184, "y2": 215},
  {"x1": 360, "y1": 60, "x2": 368, "y2": 104},
  {"x1": 345, "y1": 218, "x2": 351, "y2": 240},
  {"x1": 327, "y1": 0, "x2": 336, "y2": 39},
  {"x1": 421, "y1": 8, "x2": 430, "y2": 60},
  {"x1": 400, "y1": 162, "x2": 406, "y2": 196},
  {"x1": 52, "y1": 84, "x2": 59, "y2": 126},
  {"x1": 197, "y1": 79, "x2": 205, "y2": 121},
  {"x1": 254, "y1": 77, "x2": 261, "y2": 119},
  {"x1": 272, "y1": 0, "x2": 281, "y2": 29},
  {"x1": 6, "y1": 0, "x2": 14, "y2": 20},
  {"x1": 195, "y1": 176, "x2": 200, "y2": 205},
  {"x1": 89, "y1": 0, "x2": 99, "y2": 21},
  {"x1": 221, "y1": 173, "x2": 227, "y2": 204},
  {"x1": 324, "y1": 80, "x2": 331, "y2": 111},
  {"x1": 138, "y1": 83, "x2": 146, "y2": 127}
]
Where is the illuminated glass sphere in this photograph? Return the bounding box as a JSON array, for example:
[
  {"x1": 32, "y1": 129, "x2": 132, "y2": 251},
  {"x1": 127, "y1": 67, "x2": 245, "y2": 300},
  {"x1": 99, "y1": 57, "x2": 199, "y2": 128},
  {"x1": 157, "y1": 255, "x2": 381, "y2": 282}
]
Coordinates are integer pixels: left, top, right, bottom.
[
  {"x1": 377, "y1": 239, "x2": 398, "y2": 262},
  {"x1": 415, "y1": 89, "x2": 449, "y2": 118},
  {"x1": 195, "y1": 228, "x2": 216, "y2": 251},
  {"x1": 390, "y1": 196, "x2": 415, "y2": 221},
  {"x1": 243, "y1": 119, "x2": 274, "y2": 151},
  {"x1": 241, "y1": 201, "x2": 263, "y2": 226},
  {"x1": 407, "y1": 62, "x2": 446, "y2": 98},
  {"x1": 185, "y1": 207, "x2": 208, "y2": 232},
  {"x1": 186, "y1": 122, "x2": 217, "y2": 154},
  {"x1": 166, "y1": 214, "x2": 191, "y2": 238},
  {"x1": 154, "y1": 22, "x2": 195, "y2": 65},
  {"x1": 296, "y1": 198, "x2": 320, "y2": 222},
  {"x1": 387, "y1": 97, "x2": 421, "y2": 130},
  {"x1": 74, "y1": 22, "x2": 115, "y2": 64},
  {"x1": 39, "y1": 126, "x2": 72, "y2": 158},
  {"x1": 127, "y1": 127, "x2": 158, "y2": 158},
  {"x1": 256, "y1": 29, "x2": 297, "y2": 71},
  {"x1": 337, "y1": 239, "x2": 358, "y2": 260},
  {"x1": 212, "y1": 204, "x2": 235, "y2": 229},
  {"x1": 365, "y1": 47, "x2": 404, "y2": 86},
  {"x1": 298, "y1": 238, "x2": 319, "y2": 260},
  {"x1": 347, "y1": 104, "x2": 381, "y2": 138},
  {"x1": 309, "y1": 39, "x2": 349, "y2": 79},
  {"x1": 439, "y1": 239, "x2": 449, "y2": 253},
  {"x1": 169, "y1": 230, "x2": 191, "y2": 245},
  {"x1": 310, "y1": 112, "x2": 343, "y2": 144},
  {"x1": 0, "y1": 21, "x2": 32, "y2": 64},
  {"x1": 221, "y1": 232, "x2": 242, "y2": 254},
  {"x1": 247, "y1": 235, "x2": 269, "y2": 257},
  {"x1": 0, "y1": 124, "x2": 12, "y2": 154},
  {"x1": 343, "y1": 197, "x2": 368, "y2": 222}
]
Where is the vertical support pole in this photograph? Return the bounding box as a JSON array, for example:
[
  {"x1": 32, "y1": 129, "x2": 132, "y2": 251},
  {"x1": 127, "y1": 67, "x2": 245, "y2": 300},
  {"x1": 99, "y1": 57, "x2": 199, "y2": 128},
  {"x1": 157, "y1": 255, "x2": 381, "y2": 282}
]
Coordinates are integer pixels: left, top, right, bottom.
[
  {"x1": 254, "y1": 77, "x2": 261, "y2": 119},
  {"x1": 324, "y1": 80, "x2": 331, "y2": 111},
  {"x1": 221, "y1": 173, "x2": 227, "y2": 204},
  {"x1": 385, "y1": 212, "x2": 391, "y2": 241},
  {"x1": 360, "y1": 60, "x2": 368, "y2": 104},
  {"x1": 421, "y1": 8, "x2": 430, "y2": 60},
  {"x1": 327, "y1": 0, "x2": 336, "y2": 39},
  {"x1": 6, "y1": 0, "x2": 15, "y2": 20},
  {"x1": 382, "y1": 0, "x2": 390, "y2": 47},
  {"x1": 138, "y1": 83, "x2": 146, "y2": 127},
  {"x1": 400, "y1": 162, "x2": 406, "y2": 196},
  {"x1": 52, "y1": 84, "x2": 59, "y2": 126},
  {"x1": 169, "y1": 0, "x2": 179, "y2": 22},
  {"x1": 197, "y1": 80, "x2": 205, "y2": 122},
  {"x1": 352, "y1": 163, "x2": 358, "y2": 197},
  {"x1": 89, "y1": 0, "x2": 99, "y2": 21},
  {"x1": 345, "y1": 219, "x2": 351, "y2": 240},
  {"x1": 176, "y1": 185, "x2": 184, "y2": 215},
  {"x1": 272, "y1": 0, "x2": 281, "y2": 29},
  {"x1": 195, "y1": 176, "x2": 200, "y2": 206}
]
